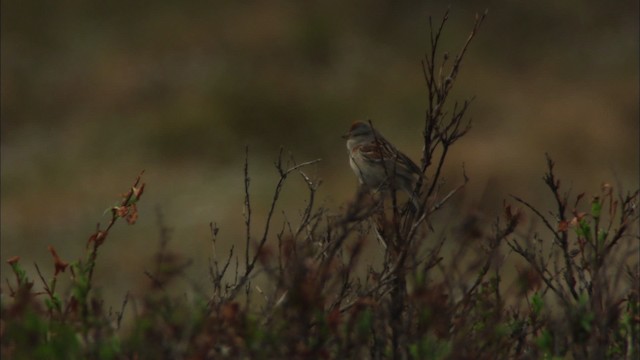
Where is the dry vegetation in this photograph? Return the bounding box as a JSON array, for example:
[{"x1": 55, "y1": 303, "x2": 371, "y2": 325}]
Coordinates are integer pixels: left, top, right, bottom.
[{"x1": 2, "y1": 11, "x2": 638, "y2": 360}]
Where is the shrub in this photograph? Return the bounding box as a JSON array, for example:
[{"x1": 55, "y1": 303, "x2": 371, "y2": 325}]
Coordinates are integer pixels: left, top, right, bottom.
[{"x1": 2, "y1": 10, "x2": 637, "y2": 360}]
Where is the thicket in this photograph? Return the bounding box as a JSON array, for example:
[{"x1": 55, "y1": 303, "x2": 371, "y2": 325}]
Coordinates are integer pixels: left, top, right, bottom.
[{"x1": 2, "y1": 11, "x2": 638, "y2": 360}]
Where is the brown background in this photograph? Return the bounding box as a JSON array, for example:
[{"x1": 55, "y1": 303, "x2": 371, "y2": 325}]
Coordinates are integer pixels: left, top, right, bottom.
[{"x1": 2, "y1": 1, "x2": 638, "y2": 305}]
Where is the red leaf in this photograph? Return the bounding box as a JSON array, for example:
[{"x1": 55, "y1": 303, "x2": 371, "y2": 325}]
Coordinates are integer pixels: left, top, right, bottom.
[{"x1": 48, "y1": 245, "x2": 69, "y2": 275}]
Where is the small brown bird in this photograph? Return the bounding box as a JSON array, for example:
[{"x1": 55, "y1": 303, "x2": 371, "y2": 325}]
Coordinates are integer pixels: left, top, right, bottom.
[{"x1": 343, "y1": 121, "x2": 422, "y2": 207}]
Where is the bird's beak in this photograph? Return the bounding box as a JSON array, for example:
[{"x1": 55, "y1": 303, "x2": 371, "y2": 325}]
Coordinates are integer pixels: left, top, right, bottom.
[{"x1": 341, "y1": 132, "x2": 349, "y2": 139}]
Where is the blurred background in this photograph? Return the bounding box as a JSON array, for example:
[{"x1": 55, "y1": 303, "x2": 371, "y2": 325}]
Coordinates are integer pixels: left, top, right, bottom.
[{"x1": 2, "y1": 1, "x2": 638, "y2": 306}]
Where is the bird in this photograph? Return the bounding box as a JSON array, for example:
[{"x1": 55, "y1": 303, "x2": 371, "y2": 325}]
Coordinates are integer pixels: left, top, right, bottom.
[{"x1": 343, "y1": 121, "x2": 423, "y2": 209}]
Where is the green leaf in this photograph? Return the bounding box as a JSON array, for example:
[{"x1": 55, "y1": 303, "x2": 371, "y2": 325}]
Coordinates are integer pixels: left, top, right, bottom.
[
  {"x1": 48, "y1": 321, "x2": 81, "y2": 359},
  {"x1": 575, "y1": 219, "x2": 592, "y2": 241},
  {"x1": 579, "y1": 310, "x2": 594, "y2": 333},
  {"x1": 356, "y1": 309, "x2": 373, "y2": 336},
  {"x1": 98, "y1": 337, "x2": 121, "y2": 360},
  {"x1": 591, "y1": 198, "x2": 602, "y2": 218},
  {"x1": 597, "y1": 230, "x2": 607, "y2": 249},
  {"x1": 531, "y1": 292, "x2": 544, "y2": 316},
  {"x1": 10, "y1": 261, "x2": 29, "y2": 286},
  {"x1": 536, "y1": 329, "x2": 553, "y2": 353}
]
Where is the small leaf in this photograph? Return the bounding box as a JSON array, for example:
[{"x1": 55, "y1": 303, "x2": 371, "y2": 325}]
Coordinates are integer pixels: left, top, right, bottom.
[
  {"x1": 591, "y1": 197, "x2": 602, "y2": 218},
  {"x1": 536, "y1": 329, "x2": 553, "y2": 353},
  {"x1": 113, "y1": 206, "x2": 129, "y2": 219},
  {"x1": 575, "y1": 219, "x2": 592, "y2": 240},
  {"x1": 125, "y1": 203, "x2": 139, "y2": 225},
  {"x1": 88, "y1": 230, "x2": 108, "y2": 247},
  {"x1": 531, "y1": 292, "x2": 544, "y2": 316},
  {"x1": 6, "y1": 256, "x2": 20, "y2": 265},
  {"x1": 48, "y1": 245, "x2": 69, "y2": 275},
  {"x1": 356, "y1": 308, "x2": 373, "y2": 336},
  {"x1": 557, "y1": 220, "x2": 569, "y2": 232},
  {"x1": 597, "y1": 230, "x2": 607, "y2": 249}
]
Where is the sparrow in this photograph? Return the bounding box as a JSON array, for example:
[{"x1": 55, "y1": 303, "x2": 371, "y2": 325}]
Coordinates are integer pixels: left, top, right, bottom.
[{"x1": 343, "y1": 121, "x2": 422, "y2": 208}]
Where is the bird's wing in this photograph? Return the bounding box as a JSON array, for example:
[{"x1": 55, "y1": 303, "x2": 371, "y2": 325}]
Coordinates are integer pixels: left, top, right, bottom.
[
  {"x1": 358, "y1": 140, "x2": 422, "y2": 176},
  {"x1": 396, "y1": 150, "x2": 422, "y2": 175},
  {"x1": 357, "y1": 143, "x2": 387, "y2": 163}
]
